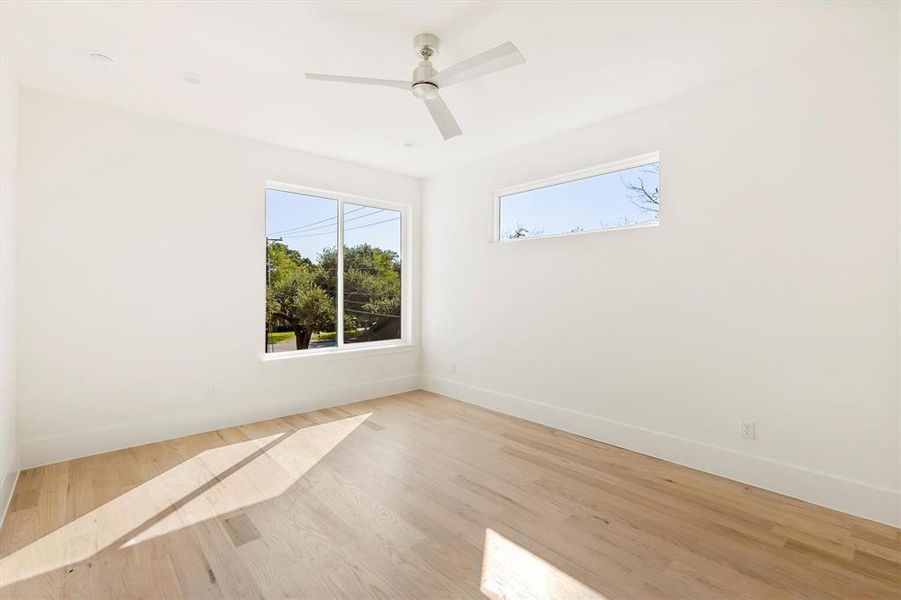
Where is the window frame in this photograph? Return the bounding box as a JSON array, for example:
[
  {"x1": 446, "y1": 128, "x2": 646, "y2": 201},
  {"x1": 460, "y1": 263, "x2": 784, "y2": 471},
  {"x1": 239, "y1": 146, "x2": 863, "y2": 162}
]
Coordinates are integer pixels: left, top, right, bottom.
[
  {"x1": 262, "y1": 181, "x2": 413, "y2": 360},
  {"x1": 492, "y1": 151, "x2": 661, "y2": 243}
]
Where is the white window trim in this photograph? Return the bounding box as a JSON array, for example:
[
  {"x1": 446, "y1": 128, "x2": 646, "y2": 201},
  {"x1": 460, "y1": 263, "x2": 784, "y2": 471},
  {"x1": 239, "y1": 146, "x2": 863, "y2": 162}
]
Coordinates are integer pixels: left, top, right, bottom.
[
  {"x1": 492, "y1": 151, "x2": 661, "y2": 243},
  {"x1": 262, "y1": 180, "x2": 413, "y2": 361}
]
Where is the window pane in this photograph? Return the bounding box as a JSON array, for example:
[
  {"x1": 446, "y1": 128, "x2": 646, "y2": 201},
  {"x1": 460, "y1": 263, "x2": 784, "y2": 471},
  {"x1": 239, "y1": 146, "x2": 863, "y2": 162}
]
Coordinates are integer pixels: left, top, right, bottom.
[
  {"x1": 342, "y1": 203, "x2": 402, "y2": 344},
  {"x1": 265, "y1": 189, "x2": 338, "y2": 353},
  {"x1": 499, "y1": 161, "x2": 659, "y2": 240}
]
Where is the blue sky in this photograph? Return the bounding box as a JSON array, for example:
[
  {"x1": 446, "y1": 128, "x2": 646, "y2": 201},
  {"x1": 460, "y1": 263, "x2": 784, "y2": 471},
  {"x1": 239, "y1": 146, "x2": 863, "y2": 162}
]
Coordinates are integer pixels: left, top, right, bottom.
[
  {"x1": 266, "y1": 190, "x2": 401, "y2": 260},
  {"x1": 499, "y1": 162, "x2": 659, "y2": 238},
  {"x1": 266, "y1": 162, "x2": 657, "y2": 258}
]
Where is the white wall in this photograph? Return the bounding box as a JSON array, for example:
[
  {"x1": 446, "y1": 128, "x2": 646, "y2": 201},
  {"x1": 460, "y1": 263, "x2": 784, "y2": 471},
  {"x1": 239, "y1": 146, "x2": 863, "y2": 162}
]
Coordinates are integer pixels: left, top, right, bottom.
[
  {"x1": 896, "y1": 2, "x2": 901, "y2": 527},
  {"x1": 422, "y1": 17, "x2": 900, "y2": 525},
  {"x1": 8, "y1": 6, "x2": 899, "y2": 529},
  {"x1": 0, "y1": 44, "x2": 20, "y2": 520},
  {"x1": 16, "y1": 90, "x2": 421, "y2": 467}
]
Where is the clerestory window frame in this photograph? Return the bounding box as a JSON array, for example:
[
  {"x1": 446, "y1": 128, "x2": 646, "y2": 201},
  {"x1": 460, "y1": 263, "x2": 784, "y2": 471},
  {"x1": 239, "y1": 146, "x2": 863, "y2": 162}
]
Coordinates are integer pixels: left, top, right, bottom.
[{"x1": 492, "y1": 151, "x2": 661, "y2": 243}]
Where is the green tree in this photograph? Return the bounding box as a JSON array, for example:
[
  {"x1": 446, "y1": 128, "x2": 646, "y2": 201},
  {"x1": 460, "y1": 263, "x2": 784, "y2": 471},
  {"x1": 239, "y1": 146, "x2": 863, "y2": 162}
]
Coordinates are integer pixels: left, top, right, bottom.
[
  {"x1": 345, "y1": 244, "x2": 401, "y2": 341},
  {"x1": 266, "y1": 241, "x2": 401, "y2": 350},
  {"x1": 319, "y1": 244, "x2": 401, "y2": 342},
  {"x1": 266, "y1": 242, "x2": 335, "y2": 350}
]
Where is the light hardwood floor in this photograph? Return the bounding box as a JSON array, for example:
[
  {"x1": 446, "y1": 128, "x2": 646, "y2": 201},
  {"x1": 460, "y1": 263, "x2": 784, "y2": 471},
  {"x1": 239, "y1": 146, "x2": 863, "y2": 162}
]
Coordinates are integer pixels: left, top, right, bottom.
[{"x1": 0, "y1": 390, "x2": 898, "y2": 599}]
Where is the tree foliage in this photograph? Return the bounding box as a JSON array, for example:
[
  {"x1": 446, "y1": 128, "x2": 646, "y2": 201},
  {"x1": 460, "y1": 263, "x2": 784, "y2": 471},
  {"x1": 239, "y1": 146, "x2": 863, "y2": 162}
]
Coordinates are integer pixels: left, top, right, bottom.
[
  {"x1": 266, "y1": 241, "x2": 400, "y2": 350},
  {"x1": 504, "y1": 223, "x2": 544, "y2": 240},
  {"x1": 343, "y1": 244, "x2": 401, "y2": 341},
  {"x1": 318, "y1": 244, "x2": 401, "y2": 342},
  {"x1": 266, "y1": 242, "x2": 335, "y2": 349}
]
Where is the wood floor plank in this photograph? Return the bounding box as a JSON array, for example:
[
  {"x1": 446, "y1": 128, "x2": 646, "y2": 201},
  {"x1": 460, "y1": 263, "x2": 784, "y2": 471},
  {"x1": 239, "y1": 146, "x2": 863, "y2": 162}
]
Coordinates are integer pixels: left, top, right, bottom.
[{"x1": 1, "y1": 390, "x2": 898, "y2": 599}]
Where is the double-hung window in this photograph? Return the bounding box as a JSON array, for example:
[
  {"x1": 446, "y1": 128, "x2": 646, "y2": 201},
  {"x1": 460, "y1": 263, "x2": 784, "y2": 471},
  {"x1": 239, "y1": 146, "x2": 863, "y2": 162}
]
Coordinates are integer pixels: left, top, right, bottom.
[{"x1": 264, "y1": 184, "x2": 408, "y2": 355}]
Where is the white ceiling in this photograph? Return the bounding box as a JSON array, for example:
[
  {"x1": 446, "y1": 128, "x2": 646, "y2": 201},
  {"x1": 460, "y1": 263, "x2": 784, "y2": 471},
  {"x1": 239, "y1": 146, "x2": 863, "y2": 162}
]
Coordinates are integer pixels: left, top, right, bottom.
[{"x1": 0, "y1": 1, "x2": 869, "y2": 177}]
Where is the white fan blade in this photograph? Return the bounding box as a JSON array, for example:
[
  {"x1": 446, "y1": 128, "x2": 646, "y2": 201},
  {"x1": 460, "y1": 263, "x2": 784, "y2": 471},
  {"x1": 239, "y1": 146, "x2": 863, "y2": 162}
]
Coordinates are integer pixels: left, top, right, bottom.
[
  {"x1": 305, "y1": 73, "x2": 410, "y2": 90},
  {"x1": 424, "y1": 96, "x2": 462, "y2": 140},
  {"x1": 432, "y1": 41, "x2": 524, "y2": 88}
]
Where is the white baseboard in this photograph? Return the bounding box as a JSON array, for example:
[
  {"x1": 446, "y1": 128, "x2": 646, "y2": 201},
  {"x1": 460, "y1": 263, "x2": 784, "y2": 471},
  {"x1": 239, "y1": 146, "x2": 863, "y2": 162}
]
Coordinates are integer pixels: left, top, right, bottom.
[
  {"x1": 15, "y1": 373, "x2": 900, "y2": 528},
  {"x1": 0, "y1": 459, "x2": 20, "y2": 527},
  {"x1": 19, "y1": 374, "x2": 419, "y2": 469},
  {"x1": 422, "y1": 375, "x2": 900, "y2": 527}
]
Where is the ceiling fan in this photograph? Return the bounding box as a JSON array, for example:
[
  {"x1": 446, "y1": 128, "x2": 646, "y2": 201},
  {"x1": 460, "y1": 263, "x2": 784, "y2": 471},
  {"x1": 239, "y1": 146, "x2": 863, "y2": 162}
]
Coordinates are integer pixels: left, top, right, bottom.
[{"x1": 306, "y1": 34, "x2": 525, "y2": 140}]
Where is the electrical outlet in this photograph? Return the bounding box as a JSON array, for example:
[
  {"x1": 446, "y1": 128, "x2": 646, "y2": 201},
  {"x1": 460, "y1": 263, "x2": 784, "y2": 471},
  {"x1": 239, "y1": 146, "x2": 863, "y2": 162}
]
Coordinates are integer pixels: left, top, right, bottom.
[
  {"x1": 207, "y1": 386, "x2": 218, "y2": 400},
  {"x1": 451, "y1": 361, "x2": 457, "y2": 374},
  {"x1": 741, "y1": 420, "x2": 756, "y2": 440}
]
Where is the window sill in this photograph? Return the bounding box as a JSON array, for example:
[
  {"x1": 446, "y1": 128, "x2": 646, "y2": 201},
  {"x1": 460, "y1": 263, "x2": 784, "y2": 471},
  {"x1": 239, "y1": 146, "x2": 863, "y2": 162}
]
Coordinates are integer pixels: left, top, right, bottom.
[
  {"x1": 494, "y1": 220, "x2": 658, "y2": 244},
  {"x1": 261, "y1": 342, "x2": 416, "y2": 363}
]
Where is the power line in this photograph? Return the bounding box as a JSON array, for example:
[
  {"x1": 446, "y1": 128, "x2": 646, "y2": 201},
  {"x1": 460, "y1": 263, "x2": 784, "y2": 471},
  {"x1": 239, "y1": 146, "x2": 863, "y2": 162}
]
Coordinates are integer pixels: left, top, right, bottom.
[
  {"x1": 281, "y1": 209, "x2": 386, "y2": 238},
  {"x1": 345, "y1": 209, "x2": 388, "y2": 226},
  {"x1": 267, "y1": 205, "x2": 368, "y2": 236},
  {"x1": 346, "y1": 215, "x2": 400, "y2": 232},
  {"x1": 344, "y1": 308, "x2": 400, "y2": 319},
  {"x1": 280, "y1": 216, "x2": 400, "y2": 239},
  {"x1": 268, "y1": 205, "x2": 365, "y2": 235}
]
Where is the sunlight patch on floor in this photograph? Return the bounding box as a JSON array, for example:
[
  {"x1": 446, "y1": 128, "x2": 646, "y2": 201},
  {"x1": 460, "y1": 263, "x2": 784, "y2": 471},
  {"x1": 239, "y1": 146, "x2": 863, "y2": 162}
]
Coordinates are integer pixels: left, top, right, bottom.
[
  {"x1": 0, "y1": 413, "x2": 370, "y2": 587},
  {"x1": 480, "y1": 528, "x2": 608, "y2": 600}
]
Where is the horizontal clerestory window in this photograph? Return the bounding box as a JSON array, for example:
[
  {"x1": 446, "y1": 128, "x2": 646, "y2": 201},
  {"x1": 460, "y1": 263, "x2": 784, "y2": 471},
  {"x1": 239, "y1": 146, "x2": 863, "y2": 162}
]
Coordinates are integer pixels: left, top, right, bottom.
[{"x1": 495, "y1": 152, "x2": 660, "y2": 241}]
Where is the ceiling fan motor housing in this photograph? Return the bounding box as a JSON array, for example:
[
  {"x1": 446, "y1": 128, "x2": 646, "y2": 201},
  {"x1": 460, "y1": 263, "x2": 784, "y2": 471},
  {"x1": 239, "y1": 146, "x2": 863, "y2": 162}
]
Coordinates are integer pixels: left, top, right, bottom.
[
  {"x1": 412, "y1": 81, "x2": 439, "y2": 100},
  {"x1": 412, "y1": 33, "x2": 440, "y2": 100},
  {"x1": 413, "y1": 60, "x2": 437, "y2": 82}
]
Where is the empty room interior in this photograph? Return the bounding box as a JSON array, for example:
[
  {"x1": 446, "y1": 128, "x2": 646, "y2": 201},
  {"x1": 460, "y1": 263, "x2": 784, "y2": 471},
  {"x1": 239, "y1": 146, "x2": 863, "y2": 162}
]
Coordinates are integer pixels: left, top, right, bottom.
[{"x1": 0, "y1": 1, "x2": 900, "y2": 598}]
